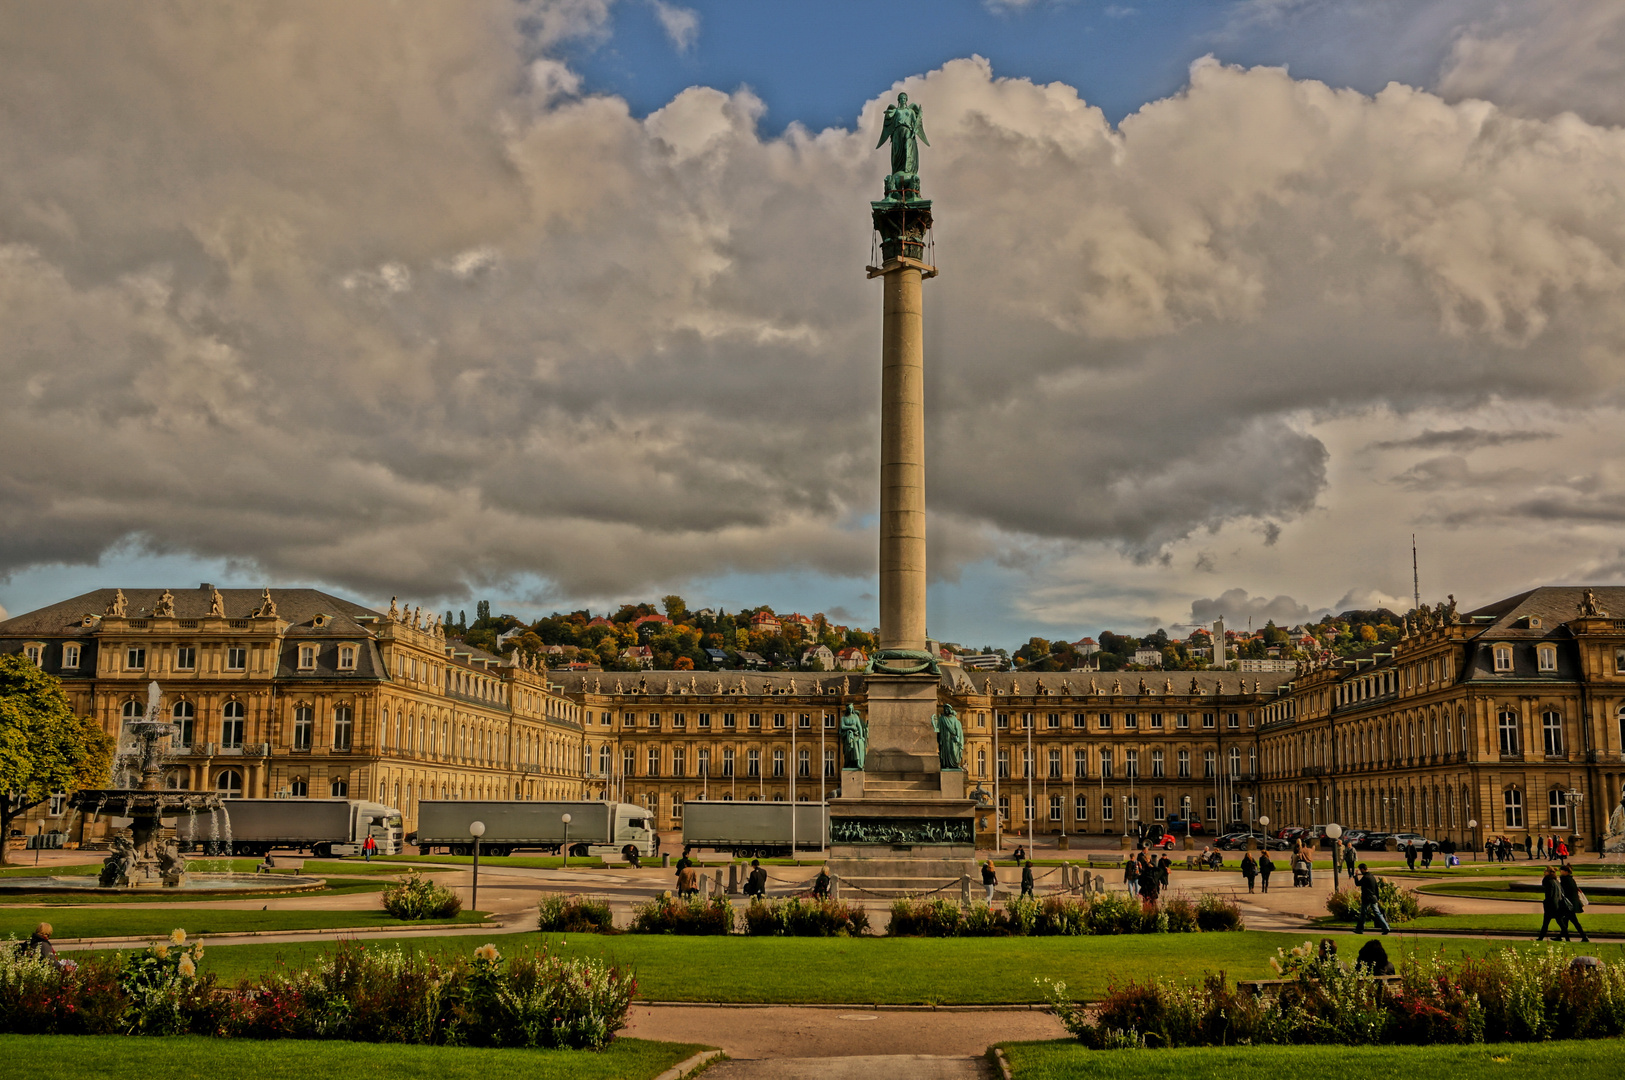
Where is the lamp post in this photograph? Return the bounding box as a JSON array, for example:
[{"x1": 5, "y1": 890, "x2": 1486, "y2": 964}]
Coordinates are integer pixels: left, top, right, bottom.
[
  {"x1": 561, "y1": 813, "x2": 572, "y2": 868},
  {"x1": 1183, "y1": 795, "x2": 1192, "y2": 846},
  {"x1": 1325, "y1": 822, "x2": 1343, "y2": 892},
  {"x1": 1468, "y1": 818, "x2": 1479, "y2": 862},
  {"x1": 1259, "y1": 815, "x2": 1270, "y2": 850},
  {"x1": 1247, "y1": 796, "x2": 1255, "y2": 842},
  {"x1": 469, "y1": 820, "x2": 486, "y2": 913},
  {"x1": 1567, "y1": 788, "x2": 1585, "y2": 853}
]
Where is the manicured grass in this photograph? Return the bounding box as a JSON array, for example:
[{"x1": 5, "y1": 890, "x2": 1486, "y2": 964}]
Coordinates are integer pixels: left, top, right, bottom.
[
  {"x1": 0, "y1": 862, "x2": 105, "y2": 878},
  {"x1": 90, "y1": 930, "x2": 1607, "y2": 1005},
  {"x1": 376, "y1": 854, "x2": 610, "y2": 870},
  {"x1": 0, "y1": 880, "x2": 387, "y2": 905},
  {"x1": 1387, "y1": 912, "x2": 1625, "y2": 935},
  {"x1": 1, "y1": 906, "x2": 487, "y2": 941},
  {"x1": 0, "y1": 1035, "x2": 712, "y2": 1080},
  {"x1": 999, "y1": 1039, "x2": 1625, "y2": 1080}
]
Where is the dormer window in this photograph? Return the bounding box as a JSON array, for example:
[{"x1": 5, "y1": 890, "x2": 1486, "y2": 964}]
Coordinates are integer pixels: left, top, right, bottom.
[
  {"x1": 313, "y1": 614, "x2": 330, "y2": 628},
  {"x1": 1537, "y1": 645, "x2": 1557, "y2": 673},
  {"x1": 1529, "y1": 616, "x2": 1543, "y2": 629},
  {"x1": 338, "y1": 644, "x2": 357, "y2": 671},
  {"x1": 298, "y1": 644, "x2": 317, "y2": 670},
  {"x1": 23, "y1": 643, "x2": 44, "y2": 667},
  {"x1": 63, "y1": 644, "x2": 81, "y2": 669},
  {"x1": 1493, "y1": 646, "x2": 1513, "y2": 673}
]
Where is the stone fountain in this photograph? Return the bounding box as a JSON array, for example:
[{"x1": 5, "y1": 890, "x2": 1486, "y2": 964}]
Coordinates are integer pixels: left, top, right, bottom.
[{"x1": 70, "y1": 681, "x2": 222, "y2": 888}]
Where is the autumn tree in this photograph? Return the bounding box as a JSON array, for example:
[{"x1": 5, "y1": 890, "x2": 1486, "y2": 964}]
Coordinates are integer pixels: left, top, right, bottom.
[{"x1": 0, "y1": 655, "x2": 115, "y2": 864}]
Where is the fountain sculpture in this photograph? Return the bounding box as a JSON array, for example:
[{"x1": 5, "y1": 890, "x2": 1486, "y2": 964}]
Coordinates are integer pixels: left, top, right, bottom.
[{"x1": 70, "y1": 681, "x2": 223, "y2": 887}]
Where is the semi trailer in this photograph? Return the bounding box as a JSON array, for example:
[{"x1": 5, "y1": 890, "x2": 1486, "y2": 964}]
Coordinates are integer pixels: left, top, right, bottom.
[
  {"x1": 175, "y1": 798, "x2": 403, "y2": 858},
  {"x1": 681, "y1": 801, "x2": 828, "y2": 858},
  {"x1": 412, "y1": 800, "x2": 656, "y2": 857}
]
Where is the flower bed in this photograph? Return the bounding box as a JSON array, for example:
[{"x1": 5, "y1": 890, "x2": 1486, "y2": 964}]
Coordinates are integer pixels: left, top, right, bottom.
[
  {"x1": 537, "y1": 894, "x2": 616, "y2": 934},
  {"x1": 628, "y1": 894, "x2": 734, "y2": 935},
  {"x1": 1326, "y1": 880, "x2": 1440, "y2": 922},
  {"x1": 742, "y1": 897, "x2": 870, "y2": 937},
  {"x1": 381, "y1": 871, "x2": 463, "y2": 920},
  {"x1": 0, "y1": 933, "x2": 633, "y2": 1050},
  {"x1": 886, "y1": 893, "x2": 1244, "y2": 937},
  {"x1": 1043, "y1": 944, "x2": 1625, "y2": 1048}
]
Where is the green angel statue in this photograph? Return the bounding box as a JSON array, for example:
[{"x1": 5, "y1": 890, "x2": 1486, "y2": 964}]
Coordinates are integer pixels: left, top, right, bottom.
[{"x1": 876, "y1": 92, "x2": 928, "y2": 194}]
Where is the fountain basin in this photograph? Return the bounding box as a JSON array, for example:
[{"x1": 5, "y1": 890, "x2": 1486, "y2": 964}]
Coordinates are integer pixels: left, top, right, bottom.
[{"x1": 0, "y1": 873, "x2": 327, "y2": 895}]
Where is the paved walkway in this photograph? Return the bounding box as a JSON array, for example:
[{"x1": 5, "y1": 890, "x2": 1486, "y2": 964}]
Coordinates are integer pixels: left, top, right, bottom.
[
  {"x1": 624, "y1": 1004, "x2": 1059, "y2": 1067},
  {"x1": 705, "y1": 1055, "x2": 992, "y2": 1079}
]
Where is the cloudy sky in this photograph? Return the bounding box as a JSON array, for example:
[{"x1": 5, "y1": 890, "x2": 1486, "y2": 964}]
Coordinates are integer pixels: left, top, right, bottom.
[{"x1": 4, "y1": 0, "x2": 1625, "y2": 644}]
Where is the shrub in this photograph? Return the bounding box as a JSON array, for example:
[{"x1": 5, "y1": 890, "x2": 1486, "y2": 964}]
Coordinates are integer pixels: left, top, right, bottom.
[
  {"x1": 537, "y1": 894, "x2": 615, "y2": 934},
  {"x1": 1195, "y1": 892, "x2": 1245, "y2": 932},
  {"x1": 742, "y1": 897, "x2": 869, "y2": 937},
  {"x1": 382, "y1": 871, "x2": 464, "y2": 920},
  {"x1": 0, "y1": 942, "x2": 124, "y2": 1035},
  {"x1": 118, "y1": 931, "x2": 223, "y2": 1036},
  {"x1": 886, "y1": 896, "x2": 964, "y2": 937},
  {"x1": 629, "y1": 893, "x2": 734, "y2": 935},
  {"x1": 1326, "y1": 880, "x2": 1430, "y2": 922},
  {"x1": 1083, "y1": 891, "x2": 1145, "y2": 935},
  {"x1": 1163, "y1": 896, "x2": 1199, "y2": 934}
]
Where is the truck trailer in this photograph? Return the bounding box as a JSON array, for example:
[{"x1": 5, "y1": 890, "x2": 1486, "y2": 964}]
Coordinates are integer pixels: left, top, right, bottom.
[
  {"x1": 681, "y1": 801, "x2": 828, "y2": 858},
  {"x1": 412, "y1": 800, "x2": 656, "y2": 857},
  {"x1": 175, "y1": 798, "x2": 403, "y2": 858}
]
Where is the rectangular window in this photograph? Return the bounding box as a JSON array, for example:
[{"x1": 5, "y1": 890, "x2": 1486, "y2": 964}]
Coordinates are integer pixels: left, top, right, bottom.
[
  {"x1": 293, "y1": 706, "x2": 313, "y2": 751},
  {"x1": 825, "y1": 747, "x2": 836, "y2": 777},
  {"x1": 673, "y1": 746, "x2": 686, "y2": 778},
  {"x1": 1177, "y1": 712, "x2": 1189, "y2": 729},
  {"x1": 1616, "y1": 648, "x2": 1625, "y2": 673},
  {"x1": 1021, "y1": 746, "x2": 1034, "y2": 779},
  {"x1": 647, "y1": 746, "x2": 661, "y2": 777},
  {"x1": 1227, "y1": 712, "x2": 1240, "y2": 729},
  {"x1": 221, "y1": 703, "x2": 245, "y2": 749},
  {"x1": 798, "y1": 748, "x2": 811, "y2": 777},
  {"x1": 1203, "y1": 750, "x2": 1216, "y2": 778},
  {"x1": 798, "y1": 713, "x2": 811, "y2": 728},
  {"x1": 1125, "y1": 749, "x2": 1139, "y2": 779},
  {"x1": 648, "y1": 713, "x2": 661, "y2": 728},
  {"x1": 1075, "y1": 795, "x2": 1088, "y2": 822},
  {"x1": 1202, "y1": 712, "x2": 1215, "y2": 729},
  {"x1": 673, "y1": 712, "x2": 686, "y2": 729},
  {"x1": 1498, "y1": 709, "x2": 1520, "y2": 756},
  {"x1": 1098, "y1": 712, "x2": 1112, "y2": 729},
  {"x1": 698, "y1": 747, "x2": 711, "y2": 776},
  {"x1": 723, "y1": 748, "x2": 735, "y2": 777},
  {"x1": 773, "y1": 713, "x2": 786, "y2": 729},
  {"x1": 1102, "y1": 795, "x2": 1114, "y2": 822},
  {"x1": 1049, "y1": 794, "x2": 1062, "y2": 822},
  {"x1": 1205, "y1": 795, "x2": 1217, "y2": 823},
  {"x1": 332, "y1": 706, "x2": 353, "y2": 751},
  {"x1": 624, "y1": 746, "x2": 637, "y2": 777},
  {"x1": 698, "y1": 712, "x2": 711, "y2": 728},
  {"x1": 623, "y1": 712, "x2": 635, "y2": 727},
  {"x1": 1494, "y1": 647, "x2": 1513, "y2": 672},
  {"x1": 175, "y1": 646, "x2": 196, "y2": 670},
  {"x1": 1150, "y1": 712, "x2": 1163, "y2": 729},
  {"x1": 1073, "y1": 748, "x2": 1087, "y2": 779},
  {"x1": 1048, "y1": 748, "x2": 1061, "y2": 778},
  {"x1": 747, "y1": 748, "x2": 761, "y2": 777},
  {"x1": 997, "y1": 749, "x2": 1010, "y2": 778},
  {"x1": 997, "y1": 712, "x2": 1008, "y2": 729},
  {"x1": 1177, "y1": 749, "x2": 1190, "y2": 778},
  {"x1": 1542, "y1": 711, "x2": 1564, "y2": 756},
  {"x1": 1547, "y1": 789, "x2": 1568, "y2": 829},
  {"x1": 723, "y1": 712, "x2": 736, "y2": 729},
  {"x1": 1099, "y1": 748, "x2": 1113, "y2": 778},
  {"x1": 1153, "y1": 795, "x2": 1165, "y2": 820},
  {"x1": 1537, "y1": 648, "x2": 1556, "y2": 673},
  {"x1": 125, "y1": 647, "x2": 146, "y2": 671},
  {"x1": 1151, "y1": 749, "x2": 1164, "y2": 778},
  {"x1": 1124, "y1": 712, "x2": 1138, "y2": 729},
  {"x1": 772, "y1": 749, "x2": 785, "y2": 777},
  {"x1": 748, "y1": 713, "x2": 761, "y2": 729},
  {"x1": 1503, "y1": 788, "x2": 1524, "y2": 829},
  {"x1": 226, "y1": 647, "x2": 246, "y2": 671},
  {"x1": 1072, "y1": 712, "x2": 1086, "y2": 728},
  {"x1": 298, "y1": 645, "x2": 316, "y2": 670},
  {"x1": 62, "y1": 644, "x2": 81, "y2": 669},
  {"x1": 824, "y1": 712, "x2": 836, "y2": 728},
  {"x1": 337, "y1": 645, "x2": 356, "y2": 670},
  {"x1": 1047, "y1": 712, "x2": 1060, "y2": 729}
]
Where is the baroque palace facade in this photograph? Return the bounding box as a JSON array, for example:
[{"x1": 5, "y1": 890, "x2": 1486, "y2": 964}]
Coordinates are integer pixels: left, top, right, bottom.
[
  {"x1": 1258, "y1": 586, "x2": 1625, "y2": 851},
  {"x1": 5, "y1": 583, "x2": 1622, "y2": 851}
]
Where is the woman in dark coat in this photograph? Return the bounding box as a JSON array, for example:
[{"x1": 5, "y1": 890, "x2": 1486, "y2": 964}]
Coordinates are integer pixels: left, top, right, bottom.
[
  {"x1": 1258, "y1": 851, "x2": 1275, "y2": 893},
  {"x1": 1559, "y1": 866, "x2": 1590, "y2": 942},
  {"x1": 1020, "y1": 860, "x2": 1035, "y2": 898},
  {"x1": 1535, "y1": 866, "x2": 1566, "y2": 941},
  {"x1": 1240, "y1": 852, "x2": 1258, "y2": 893}
]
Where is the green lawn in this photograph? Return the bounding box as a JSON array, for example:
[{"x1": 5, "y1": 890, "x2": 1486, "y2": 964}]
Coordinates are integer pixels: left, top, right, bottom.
[
  {"x1": 77, "y1": 930, "x2": 1607, "y2": 1004},
  {"x1": 2, "y1": 906, "x2": 487, "y2": 941},
  {"x1": 0, "y1": 1035, "x2": 712, "y2": 1080},
  {"x1": 1000, "y1": 1039, "x2": 1625, "y2": 1080},
  {"x1": 0, "y1": 880, "x2": 387, "y2": 905},
  {"x1": 1420, "y1": 881, "x2": 1625, "y2": 905},
  {"x1": 375, "y1": 854, "x2": 609, "y2": 870},
  {"x1": 1388, "y1": 912, "x2": 1625, "y2": 935}
]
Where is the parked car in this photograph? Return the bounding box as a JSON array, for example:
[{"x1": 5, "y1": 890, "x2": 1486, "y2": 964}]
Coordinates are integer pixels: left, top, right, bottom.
[
  {"x1": 1392, "y1": 832, "x2": 1437, "y2": 850},
  {"x1": 1357, "y1": 831, "x2": 1393, "y2": 850},
  {"x1": 1213, "y1": 832, "x2": 1252, "y2": 850},
  {"x1": 1165, "y1": 816, "x2": 1205, "y2": 835}
]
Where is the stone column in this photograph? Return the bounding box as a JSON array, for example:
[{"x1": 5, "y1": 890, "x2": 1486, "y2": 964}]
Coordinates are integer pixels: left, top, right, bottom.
[{"x1": 878, "y1": 261, "x2": 927, "y2": 654}]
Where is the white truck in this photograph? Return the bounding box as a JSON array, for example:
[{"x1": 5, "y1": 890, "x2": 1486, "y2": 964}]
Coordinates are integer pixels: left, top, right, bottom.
[
  {"x1": 411, "y1": 800, "x2": 657, "y2": 858},
  {"x1": 175, "y1": 798, "x2": 403, "y2": 858},
  {"x1": 681, "y1": 801, "x2": 829, "y2": 858}
]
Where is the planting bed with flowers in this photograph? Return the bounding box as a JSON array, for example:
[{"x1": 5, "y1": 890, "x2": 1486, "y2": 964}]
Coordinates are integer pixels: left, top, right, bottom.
[
  {"x1": 887, "y1": 892, "x2": 1244, "y2": 937},
  {"x1": 0, "y1": 929, "x2": 633, "y2": 1050}
]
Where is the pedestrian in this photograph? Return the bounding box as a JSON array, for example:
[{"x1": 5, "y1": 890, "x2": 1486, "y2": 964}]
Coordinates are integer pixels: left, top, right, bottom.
[
  {"x1": 744, "y1": 859, "x2": 767, "y2": 899},
  {"x1": 14, "y1": 923, "x2": 54, "y2": 961},
  {"x1": 1241, "y1": 852, "x2": 1257, "y2": 893},
  {"x1": 1536, "y1": 866, "x2": 1566, "y2": 941},
  {"x1": 982, "y1": 859, "x2": 998, "y2": 903},
  {"x1": 1139, "y1": 862, "x2": 1162, "y2": 906},
  {"x1": 362, "y1": 833, "x2": 376, "y2": 862},
  {"x1": 1421, "y1": 842, "x2": 1434, "y2": 870},
  {"x1": 1352, "y1": 863, "x2": 1391, "y2": 935},
  {"x1": 676, "y1": 862, "x2": 699, "y2": 899},
  {"x1": 676, "y1": 848, "x2": 694, "y2": 873},
  {"x1": 1404, "y1": 841, "x2": 1417, "y2": 871},
  {"x1": 1258, "y1": 851, "x2": 1274, "y2": 893},
  {"x1": 1020, "y1": 860, "x2": 1035, "y2": 899},
  {"x1": 1343, "y1": 841, "x2": 1357, "y2": 879},
  {"x1": 1012, "y1": 843, "x2": 1027, "y2": 863},
  {"x1": 1157, "y1": 853, "x2": 1171, "y2": 889},
  {"x1": 1523, "y1": 834, "x2": 1533, "y2": 860},
  {"x1": 814, "y1": 864, "x2": 831, "y2": 900},
  {"x1": 1556, "y1": 838, "x2": 1570, "y2": 861},
  {"x1": 1536, "y1": 836, "x2": 1547, "y2": 860},
  {"x1": 1124, "y1": 855, "x2": 1140, "y2": 896},
  {"x1": 1559, "y1": 865, "x2": 1591, "y2": 943}
]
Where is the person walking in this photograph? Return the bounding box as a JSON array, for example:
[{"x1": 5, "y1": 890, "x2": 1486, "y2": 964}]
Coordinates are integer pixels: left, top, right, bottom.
[
  {"x1": 1124, "y1": 855, "x2": 1140, "y2": 897},
  {"x1": 1536, "y1": 836, "x2": 1547, "y2": 860},
  {"x1": 676, "y1": 862, "x2": 699, "y2": 899},
  {"x1": 982, "y1": 859, "x2": 998, "y2": 903},
  {"x1": 1352, "y1": 863, "x2": 1391, "y2": 935},
  {"x1": 1404, "y1": 841, "x2": 1417, "y2": 871},
  {"x1": 1241, "y1": 851, "x2": 1257, "y2": 893},
  {"x1": 1559, "y1": 865, "x2": 1591, "y2": 942},
  {"x1": 1157, "y1": 852, "x2": 1172, "y2": 890},
  {"x1": 362, "y1": 833, "x2": 377, "y2": 862},
  {"x1": 1258, "y1": 850, "x2": 1275, "y2": 893},
  {"x1": 1536, "y1": 866, "x2": 1566, "y2": 941},
  {"x1": 743, "y1": 859, "x2": 768, "y2": 900},
  {"x1": 814, "y1": 864, "x2": 831, "y2": 901},
  {"x1": 1523, "y1": 834, "x2": 1533, "y2": 860},
  {"x1": 1020, "y1": 860, "x2": 1035, "y2": 899},
  {"x1": 1556, "y1": 837, "x2": 1570, "y2": 861},
  {"x1": 1139, "y1": 861, "x2": 1162, "y2": 907},
  {"x1": 1343, "y1": 840, "x2": 1357, "y2": 880}
]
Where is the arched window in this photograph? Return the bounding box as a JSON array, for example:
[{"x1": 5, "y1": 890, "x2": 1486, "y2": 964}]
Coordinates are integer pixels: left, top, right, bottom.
[
  {"x1": 1502, "y1": 787, "x2": 1524, "y2": 829},
  {"x1": 1542, "y1": 710, "x2": 1564, "y2": 756},
  {"x1": 1548, "y1": 788, "x2": 1569, "y2": 829},
  {"x1": 332, "y1": 705, "x2": 353, "y2": 751},
  {"x1": 216, "y1": 768, "x2": 243, "y2": 798},
  {"x1": 164, "y1": 769, "x2": 190, "y2": 790},
  {"x1": 172, "y1": 700, "x2": 195, "y2": 748},
  {"x1": 291, "y1": 777, "x2": 308, "y2": 797},
  {"x1": 122, "y1": 698, "x2": 144, "y2": 725},
  {"x1": 330, "y1": 776, "x2": 348, "y2": 797},
  {"x1": 1497, "y1": 708, "x2": 1519, "y2": 756},
  {"x1": 221, "y1": 700, "x2": 246, "y2": 749}
]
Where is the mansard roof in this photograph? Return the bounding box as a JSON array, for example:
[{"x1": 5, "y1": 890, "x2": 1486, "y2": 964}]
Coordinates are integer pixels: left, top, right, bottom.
[{"x1": 0, "y1": 587, "x2": 383, "y2": 638}]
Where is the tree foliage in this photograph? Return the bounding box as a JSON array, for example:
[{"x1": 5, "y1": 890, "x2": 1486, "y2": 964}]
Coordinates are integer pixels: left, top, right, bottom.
[{"x1": 0, "y1": 654, "x2": 115, "y2": 863}]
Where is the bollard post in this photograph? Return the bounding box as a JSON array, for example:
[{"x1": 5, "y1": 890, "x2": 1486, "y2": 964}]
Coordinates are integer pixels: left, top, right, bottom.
[
  {"x1": 699, "y1": 872, "x2": 710, "y2": 897},
  {"x1": 1094, "y1": 873, "x2": 1106, "y2": 893},
  {"x1": 662, "y1": 853, "x2": 670, "y2": 868},
  {"x1": 830, "y1": 874, "x2": 840, "y2": 901},
  {"x1": 727, "y1": 862, "x2": 739, "y2": 895},
  {"x1": 961, "y1": 873, "x2": 971, "y2": 905}
]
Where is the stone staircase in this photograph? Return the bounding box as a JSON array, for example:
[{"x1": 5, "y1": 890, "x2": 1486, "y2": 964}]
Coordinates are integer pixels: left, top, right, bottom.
[{"x1": 858, "y1": 775, "x2": 941, "y2": 798}]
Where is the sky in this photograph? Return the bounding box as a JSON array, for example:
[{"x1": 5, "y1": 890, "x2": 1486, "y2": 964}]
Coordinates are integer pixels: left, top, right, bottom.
[{"x1": 3, "y1": 0, "x2": 1625, "y2": 645}]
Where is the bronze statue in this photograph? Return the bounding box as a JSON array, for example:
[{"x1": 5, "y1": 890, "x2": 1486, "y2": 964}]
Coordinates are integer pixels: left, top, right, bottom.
[
  {"x1": 876, "y1": 91, "x2": 928, "y2": 197},
  {"x1": 930, "y1": 703, "x2": 965, "y2": 770},
  {"x1": 838, "y1": 703, "x2": 868, "y2": 771}
]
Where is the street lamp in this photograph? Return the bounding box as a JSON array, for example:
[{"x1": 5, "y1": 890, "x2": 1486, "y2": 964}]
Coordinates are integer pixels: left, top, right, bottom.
[
  {"x1": 1183, "y1": 795, "x2": 1192, "y2": 846},
  {"x1": 469, "y1": 820, "x2": 486, "y2": 912},
  {"x1": 1567, "y1": 788, "x2": 1586, "y2": 852},
  {"x1": 1325, "y1": 822, "x2": 1343, "y2": 892},
  {"x1": 561, "y1": 813, "x2": 572, "y2": 868},
  {"x1": 1468, "y1": 818, "x2": 1478, "y2": 862}
]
